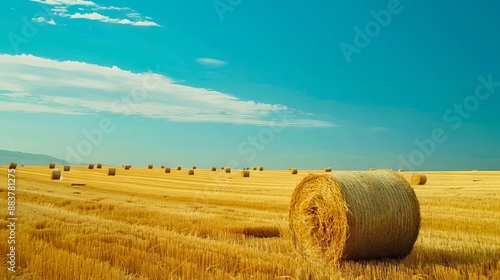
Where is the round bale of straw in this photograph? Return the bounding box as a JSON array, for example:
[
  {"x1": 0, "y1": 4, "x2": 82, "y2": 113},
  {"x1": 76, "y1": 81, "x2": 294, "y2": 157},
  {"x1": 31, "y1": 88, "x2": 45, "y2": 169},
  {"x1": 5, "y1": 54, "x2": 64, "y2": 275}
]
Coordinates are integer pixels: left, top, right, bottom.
[
  {"x1": 225, "y1": 168, "x2": 232, "y2": 173},
  {"x1": 161, "y1": 165, "x2": 165, "y2": 169},
  {"x1": 252, "y1": 167, "x2": 257, "y2": 170},
  {"x1": 124, "y1": 165, "x2": 131, "y2": 170},
  {"x1": 51, "y1": 170, "x2": 61, "y2": 180},
  {"x1": 398, "y1": 169, "x2": 404, "y2": 172},
  {"x1": 241, "y1": 170, "x2": 250, "y2": 177},
  {"x1": 96, "y1": 163, "x2": 102, "y2": 169},
  {"x1": 9, "y1": 162, "x2": 17, "y2": 170},
  {"x1": 49, "y1": 163, "x2": 55, "y2": 169},
  {"x1": 165, "y1": 167, "x2": 171, "y2": 173},
  {"x1": 148, "y1": 164, "x2": 153, "y2": 169},
  {"x1": 192, "y1": 166, "x2": 197, "y2": 170},
  {"x1": 188, "y1": 169, "x2": 194, "y2": 175},
  {"x1": 289, "y1": 171, "x2": 420, "y2": 263},
  {"x1": 88, "y1": 164, "x2": 94, "y2": 169},
  {"x1": 324, "y1": 167, "x2": 332, "y2": 172},
  {"x1": 291, "y1": 168, "x2": 298, "y2": 175},
  {"x1": 369, "y1": 168, "x2": 376, "y2": 171},
  {"x1": 108, "y1": 168, "x2": 116, "y2": 176},
  {"x1": 63, "y1": 165, "x2": 71, "y2": 172},
  {"x1": 176, "y1": 166, "x2": 181, "y2": 170},
  {"x1": 411, "y1": 174, "x2": 427, "y2": 185},
  {"x1": 258, "y1": 166, "x2": 264, "y2": 171},
  {"x1": 211, "y1": 167, "x2": 216, "y2": 171}
]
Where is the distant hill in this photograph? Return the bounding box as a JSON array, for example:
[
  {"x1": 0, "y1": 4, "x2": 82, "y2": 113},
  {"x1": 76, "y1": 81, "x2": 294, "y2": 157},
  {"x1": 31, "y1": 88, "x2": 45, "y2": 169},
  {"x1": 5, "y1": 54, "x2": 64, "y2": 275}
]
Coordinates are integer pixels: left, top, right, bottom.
[{"x1": 0, "y1": 150, "x2": 68, "y2": 166}]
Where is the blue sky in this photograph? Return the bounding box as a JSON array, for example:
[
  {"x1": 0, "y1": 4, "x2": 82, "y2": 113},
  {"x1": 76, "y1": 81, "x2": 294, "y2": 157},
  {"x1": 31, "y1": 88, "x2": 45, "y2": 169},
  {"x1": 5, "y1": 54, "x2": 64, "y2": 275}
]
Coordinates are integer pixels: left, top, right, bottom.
[{"x1": 0, "y1": 0, "x2": 499, "y2": 170}]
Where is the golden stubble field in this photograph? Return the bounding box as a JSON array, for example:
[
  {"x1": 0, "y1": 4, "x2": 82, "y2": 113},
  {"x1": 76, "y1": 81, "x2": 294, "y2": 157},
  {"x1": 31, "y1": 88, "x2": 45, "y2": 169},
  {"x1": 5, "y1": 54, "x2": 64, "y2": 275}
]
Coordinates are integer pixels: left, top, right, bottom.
[{"x1": 0, "y1": 166, "x2": 499, "y2": 279}]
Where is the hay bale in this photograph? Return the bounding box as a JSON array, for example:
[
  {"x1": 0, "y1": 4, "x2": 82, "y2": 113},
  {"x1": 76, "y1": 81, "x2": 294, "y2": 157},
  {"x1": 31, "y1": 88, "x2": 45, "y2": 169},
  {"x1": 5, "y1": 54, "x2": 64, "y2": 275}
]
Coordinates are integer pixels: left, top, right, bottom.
[
  {"x1": 225, "y1": 168, "x2": 232, "y2": 173},
  {"x1": 9, "y1": 162, "x2": 17, "y2": 170},
  {"x1": 258, "y1": 166, "x2": 264, "y2": 171},
  {"x1": 246, "y1": 167, "x2": 250, "y2": 170},
  {"x1": 252, "y1": 167, "x2": 257, "y2": 170},
  {"x1": 96, "y1": 163, "x2": 102, "y2": 169},
  {"x1": 324, "y1": 167, "x2": 332, "y2": 172},
  {"x1": 398, "y1": 169, "x2": 404, "y2": 172},
  {"x1": 289, "y1": 171, "x2": 420, "y2": 263},
  {"x1": 211, "y1": 167, "x2": 216, "y2": 171},
  {"x1": 108, "y1": 168, "x2": 116, "y2": 176},
  {"x1": 411, "y1": 174, "x2": 427, "y2": 185},
  {"x1": 221, "y1": 167, "x2": 225, "y2": 170},
  {"x1": 124, "y1": 165, "x2": 131, "y2": 170},
  {"x1": 290, "y1": 168, "x2": 298, "y2": 174},
  {"x1": 165, "y1": 167, "x2": 171, "y2": 173},
  {"x1": 192, "y1": 166, "x2": 197, "y2": 170},
  {"x1": 161, "y1": 165, "x2": 165, "y2": 169},
  {"x1": 241, "y1": 170, "x2": 250, "y2": 177},
  {"x1": 148, "y1": 164, "x2": 153, "y2": 169},
  {"x1": 51, "y1": 170, "x2": 61, "y2": 180},
  {"x1": 176, "y1": 166, "x2": 181, "y2": 170},
  {"x1": 369, "y1": 168, "x2": 376, "y2": 171},
  {"x1": 49, "y1": 163, "x2": 55, "y2": 169},
  {"x1": 188, "y1": 169, "x2": 194, "y2": 175},
  {"x1": 63, "y1": 165, "x2": 71, "y2": 172},
  {"x1": 88, "y1": 164, "x2": 94, "y2": 169}
]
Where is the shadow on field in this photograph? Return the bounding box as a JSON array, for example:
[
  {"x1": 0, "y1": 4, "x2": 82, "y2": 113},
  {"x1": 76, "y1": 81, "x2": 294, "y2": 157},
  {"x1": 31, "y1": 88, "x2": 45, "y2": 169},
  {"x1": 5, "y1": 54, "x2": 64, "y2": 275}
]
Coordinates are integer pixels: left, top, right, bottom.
[{"x1": 403, "y1": 245, "x2": 500, "y2": 267}]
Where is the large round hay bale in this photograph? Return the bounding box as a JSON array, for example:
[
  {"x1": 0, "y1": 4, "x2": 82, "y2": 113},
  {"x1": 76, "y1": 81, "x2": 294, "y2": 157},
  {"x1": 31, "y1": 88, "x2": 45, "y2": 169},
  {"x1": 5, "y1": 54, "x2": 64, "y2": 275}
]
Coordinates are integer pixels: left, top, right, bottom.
[
  {"x1": 188, "y1": 169, "x2": 194, "y2": 175},
  {"x1": 165, "y1": 167, "x2": 171, "y2": 173},
  {"x1": 51, "y1": 170, "x2": 61, "y2": 180},
  {"x1": 225, "y1": 168, "x2": 231, "y2": 173},
  {"x1": 49, "y1": 163, "x2": 55, "y2": 169},
  {"x1": 324, "y1": 167, "x2": 332, "y2": 172},
  {"x1": 63, "y1": 165, "x2": 71, "y2": 172},
  {"x1": 148, "y1": 164, "x2": 153, "y2": 169},
  {"x1": 252, "y1": 167, "x2": 257, "y2": 170},
  {"x1": 258, "y1": 166, "x2": 263, "y2": 171},
  {"x1": 241, "y1": 170, "x2": 250, "y2": 177},
  {"x1": 88, "y1": 164, "x2": 94, "y2": 169},
  {"x1": 161, "y1": 165, "x2": 165, "y2": 169},
  {"x1": 398, "y1": 169, "x2": 404, "y2": 172},
  {"x1": 211, "y1": 167, "x2": 216, "y2": 171},
  {"x1": 9, "y1": 162, "x2": 17, "y2": 170},
  {"x1": 289, "y1": 171, "x2": 420, "y2": 263},
  {"x1": 108, "y1": 168, "x2": 116, "y2": 176},
  {"x1": 96, "y1": 163, "x2": 102, "y2": 169},
  {"x1": 124, "y1": 165, "x2": 131, "y2": 170},
  {"x1": 221, "y1": 167, "x2": 225, "y2": 170},
  {"x1": 176, "y1": 166, "x2": 181, "y2": 170},
  {"x1": 411, "y1": 174, "x2": 427, "y2": 185},
  {"x1": 290, "y1": 168, "x2": 298, "y2": 174},
  {"x1": 192, "y1": 166, "x2": 197, "y2": 170},
  {"x1": 369, "y1": 168, "x2": 376, "y2": 171},
  {"x1": 246, "y1": 167, "x2": 250, "y2": 170}
]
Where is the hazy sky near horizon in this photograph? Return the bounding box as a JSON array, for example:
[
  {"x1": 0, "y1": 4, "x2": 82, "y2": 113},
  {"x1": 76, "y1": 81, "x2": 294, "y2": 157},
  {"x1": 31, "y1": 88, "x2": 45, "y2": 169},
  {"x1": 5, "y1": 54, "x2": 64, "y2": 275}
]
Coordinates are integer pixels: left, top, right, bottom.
[{"x1": 0, "y1": 0, "x2": 499, "y2": 170}]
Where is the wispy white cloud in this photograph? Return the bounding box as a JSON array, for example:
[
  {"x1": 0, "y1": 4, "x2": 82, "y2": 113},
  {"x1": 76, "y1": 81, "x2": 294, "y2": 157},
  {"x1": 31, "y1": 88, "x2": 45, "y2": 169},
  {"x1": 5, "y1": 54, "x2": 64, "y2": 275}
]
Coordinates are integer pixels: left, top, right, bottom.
[
  {"x1": 196, "y1": 58, "x2": 228, "y2": 67},
  {"x1": 0, "y1": 54, "x2": 334, "y2": 127},
  {"x1": 32, "y1": 16, "x2": 57, "y2": 25},
  {"x1": 29, "y1": 0, "x2": 159, "y2": 27}
]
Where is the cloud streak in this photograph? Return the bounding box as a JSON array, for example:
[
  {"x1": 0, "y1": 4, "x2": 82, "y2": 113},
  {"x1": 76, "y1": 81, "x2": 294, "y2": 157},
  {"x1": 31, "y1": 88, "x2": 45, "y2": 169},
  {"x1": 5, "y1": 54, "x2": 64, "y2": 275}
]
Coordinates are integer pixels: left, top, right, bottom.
[
  {"x1": 0, "y1": 54, "x2": 334, "y2": 127},
  {"x1": 196, "y1": 58, "x2": 227, "y2": 67}
]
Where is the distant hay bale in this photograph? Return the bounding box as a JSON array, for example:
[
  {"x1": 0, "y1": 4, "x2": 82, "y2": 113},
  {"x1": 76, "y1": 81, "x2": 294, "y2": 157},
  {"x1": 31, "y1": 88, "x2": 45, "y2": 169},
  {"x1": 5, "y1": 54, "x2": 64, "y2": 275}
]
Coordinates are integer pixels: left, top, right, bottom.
[
  {"x1": 192, "y1": 166, "x2": 197, "y2": 169},
  {"x1": 161, "y1": 166, "x2": 165, "y2": 169},
  {"x1": 63, "y1": 165, "x2": 71, "y2": 172},
  {"x1": 88, "y1": 164, "x2": 94, "y2": 169},
  {"x1": 369, "y1": 168, "x2": 376, "y2": 171},
  {"x1": 252, "y1": 167, "x2": 257, "y2": 170},
  {"x1": 124, "y1": 165, "x2": 131, "y2": 170},
  {"x1": 398, "y1": 169, "x2": 404, "y2": 172},
  {"x1": 165, "y1": 168, "x2": 171, "y2": 173},
  {"x1": 246, "y1": 167, "x2": 250, "y2": 170},
  {"x1": 225, "y1": 168, "x2": 231, "y2": 173},
  {"x1": 324, "y1": 167, "x2": 332, "y2": 172},
  {"x1": 148, "y1": 164, "x2": 153, "y2": 169},
  {"x1": 188, "y1": 169, "x2": 194, "y2": 175},
  {"x1": 49, "y1": 163, "x2": 55, "y2": 169},
  {"x1": 290, "y1": 168, "x2": 298, "y2": 174},
  {"x1": 108, "y1": 168, "x2": 116, "y2": 176},
  {"x1": 258, "y1": 166, "x2": 264, "y2": 171},
  {"x1": 51, "y1": 170, "x2": 61, "y2": 180},
  {"x1": 211, "y1": 167, "x2": 216, "y2": 171},
  {"x1": 96, "y1": 163, "x2": 102, "y2": 169},
  {"x1": 289, "y1": 171, "x2": 420, "y2": 263},
  {"x1": 241, "y1": 170, "x2": 250, "y2": 177},
  {"x1": 176, "y1": 166, "x2": 181, "y2": 170},
  {"x1": 411, "y1": 174, "x2": 427, "y2": 185},
  {"x1": 9, "y1": 162, "x2": 17, "y2": 170},
  {"x1": 221, "y1": 167, "x2": 225, "y2": 170}
]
